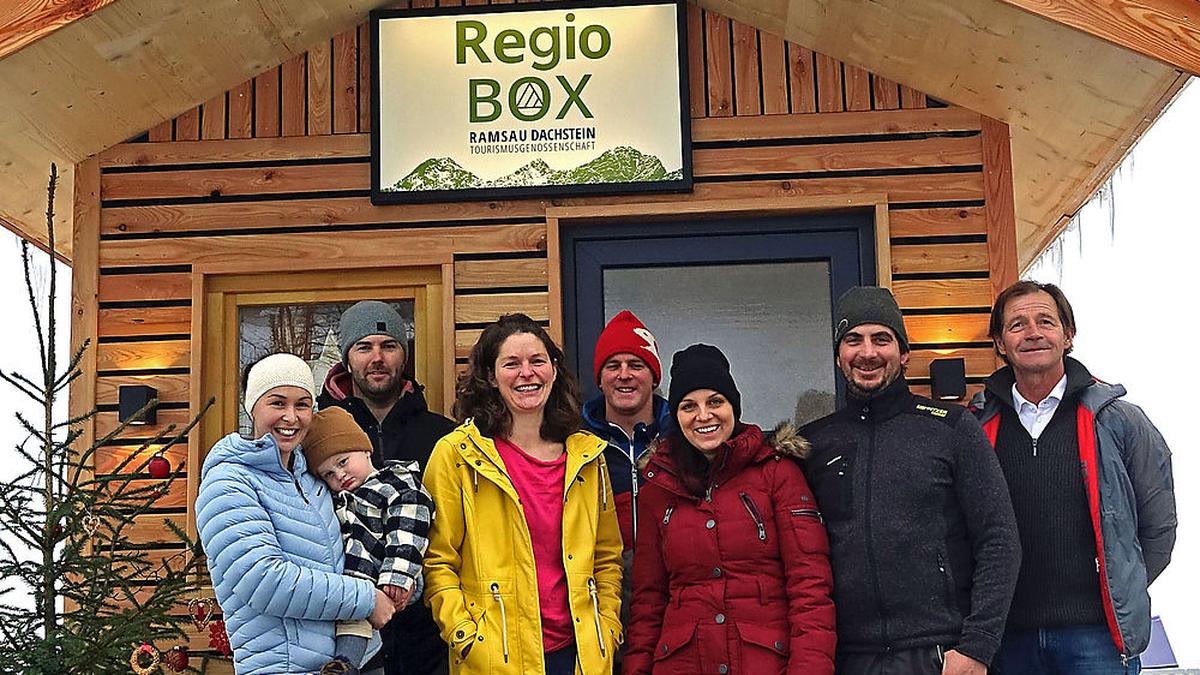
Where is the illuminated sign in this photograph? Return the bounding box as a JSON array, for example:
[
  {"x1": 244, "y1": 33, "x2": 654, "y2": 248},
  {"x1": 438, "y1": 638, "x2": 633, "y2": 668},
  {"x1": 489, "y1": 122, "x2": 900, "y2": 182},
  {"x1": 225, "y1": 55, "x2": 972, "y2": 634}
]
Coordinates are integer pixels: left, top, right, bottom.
[{"x1": 371, "y1": 0, "x2": 691, "y2": 204}]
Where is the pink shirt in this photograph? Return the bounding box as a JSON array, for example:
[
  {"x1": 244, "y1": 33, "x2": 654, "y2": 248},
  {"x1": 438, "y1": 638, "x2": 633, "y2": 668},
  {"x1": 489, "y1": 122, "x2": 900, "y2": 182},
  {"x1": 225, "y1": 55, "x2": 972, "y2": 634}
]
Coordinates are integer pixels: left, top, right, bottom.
[{"x1": 494, "y1": 437, "x2": 574, "y2": 652}]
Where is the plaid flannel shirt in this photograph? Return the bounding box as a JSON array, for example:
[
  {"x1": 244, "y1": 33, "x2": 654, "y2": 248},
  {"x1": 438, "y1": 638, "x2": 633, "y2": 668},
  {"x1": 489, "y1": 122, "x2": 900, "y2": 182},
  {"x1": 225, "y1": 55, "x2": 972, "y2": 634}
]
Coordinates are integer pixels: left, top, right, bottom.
[{"x1": 333, "y1": 460, "x2": 435, "y2": 591}]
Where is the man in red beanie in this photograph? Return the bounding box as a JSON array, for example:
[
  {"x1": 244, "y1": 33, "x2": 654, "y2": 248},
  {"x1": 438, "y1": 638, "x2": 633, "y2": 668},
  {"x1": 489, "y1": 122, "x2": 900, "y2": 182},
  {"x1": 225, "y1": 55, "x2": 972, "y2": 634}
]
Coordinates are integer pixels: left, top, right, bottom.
[{"x1": 581, "y1": 310, "x2": 670, "y2": 663}]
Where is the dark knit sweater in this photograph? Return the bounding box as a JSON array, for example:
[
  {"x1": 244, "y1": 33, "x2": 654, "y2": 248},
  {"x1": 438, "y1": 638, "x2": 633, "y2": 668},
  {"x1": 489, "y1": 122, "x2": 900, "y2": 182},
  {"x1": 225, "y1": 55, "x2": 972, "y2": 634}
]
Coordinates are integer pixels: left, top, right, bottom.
[{"x1": 989, "y1": 371, "x2": 1106, "y2": 629}]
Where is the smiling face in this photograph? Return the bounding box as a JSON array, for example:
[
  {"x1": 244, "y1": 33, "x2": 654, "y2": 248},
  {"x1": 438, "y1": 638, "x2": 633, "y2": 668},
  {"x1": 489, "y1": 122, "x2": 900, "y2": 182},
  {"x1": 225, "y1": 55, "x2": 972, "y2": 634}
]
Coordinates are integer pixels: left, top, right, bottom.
[
  {"x1": 676, "y1": 388, "x2": 735, "y2": 454},
  {"x1": 995, "y1": 290, "x2": 1074, "y2": 378},
  {"x1": 836, "y1": 323, "x2": 909, "y2": 398},
  {"x1": 346, "y1": 334, "x2": 406, "y2": 403},
  {"x1": 250, "y1": 386, "x2": 314, "y2": 456},
  {"x1": 315, "y1": 450, "x2": 375, "y2": 493},
  {"x1": 599, "y1": 353, "x2": 655, "y2": 420},
  {"x1": 491, "y1": 331, "x2": 557, "y2": 417}
]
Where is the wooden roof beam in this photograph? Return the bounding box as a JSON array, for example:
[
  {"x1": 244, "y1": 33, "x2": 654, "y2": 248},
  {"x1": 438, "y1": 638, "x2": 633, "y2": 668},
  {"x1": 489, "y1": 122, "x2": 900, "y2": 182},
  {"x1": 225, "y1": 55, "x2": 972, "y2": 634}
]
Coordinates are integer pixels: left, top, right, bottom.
[
  {"x1": 996, "y1": 0, "x2": 1200, "y2": 75},
  {"x1": 0, "y1": 0, "x2": 119, "y2": 61}
]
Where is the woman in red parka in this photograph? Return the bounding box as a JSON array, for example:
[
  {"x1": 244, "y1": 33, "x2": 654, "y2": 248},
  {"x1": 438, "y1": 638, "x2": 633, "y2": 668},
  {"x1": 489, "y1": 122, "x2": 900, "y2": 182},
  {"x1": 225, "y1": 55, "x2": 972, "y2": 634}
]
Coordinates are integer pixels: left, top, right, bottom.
[{"x1": 623, "y1": 344, "x2": 835, "y2": 675}]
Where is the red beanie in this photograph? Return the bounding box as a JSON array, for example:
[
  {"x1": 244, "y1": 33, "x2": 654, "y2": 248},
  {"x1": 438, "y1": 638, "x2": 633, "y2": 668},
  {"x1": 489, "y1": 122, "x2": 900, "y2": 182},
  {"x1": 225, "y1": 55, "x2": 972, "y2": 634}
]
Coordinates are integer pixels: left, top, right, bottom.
[{"x1": 593, "y1": 310, "x2": 663, "y2": 384}]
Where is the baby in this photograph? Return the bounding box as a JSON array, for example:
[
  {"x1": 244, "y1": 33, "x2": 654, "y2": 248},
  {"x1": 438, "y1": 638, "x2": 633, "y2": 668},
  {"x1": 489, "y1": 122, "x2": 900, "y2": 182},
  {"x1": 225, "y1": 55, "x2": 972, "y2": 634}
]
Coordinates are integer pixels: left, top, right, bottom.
[{"x1": 304, "y1": 406, "x2": 435, "y2": 675}]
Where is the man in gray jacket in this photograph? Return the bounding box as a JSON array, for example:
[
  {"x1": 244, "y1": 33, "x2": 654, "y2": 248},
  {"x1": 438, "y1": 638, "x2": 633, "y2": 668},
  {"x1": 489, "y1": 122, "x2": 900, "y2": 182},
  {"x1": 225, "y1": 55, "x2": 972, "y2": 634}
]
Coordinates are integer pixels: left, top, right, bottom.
[{"x1": 972, "y1": 280, "x2": 1176, "y2": 674}]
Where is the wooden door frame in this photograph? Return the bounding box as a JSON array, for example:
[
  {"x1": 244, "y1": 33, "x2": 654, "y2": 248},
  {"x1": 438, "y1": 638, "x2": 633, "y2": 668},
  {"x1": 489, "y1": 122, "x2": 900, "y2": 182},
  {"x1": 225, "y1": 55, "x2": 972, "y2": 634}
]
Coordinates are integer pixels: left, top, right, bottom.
[
  {"x1": 186, "y1": 255, "x2": 454, "y2": 536},
  {"x1": 544, "y1": 194, "x2": 891, "y2": 345}
]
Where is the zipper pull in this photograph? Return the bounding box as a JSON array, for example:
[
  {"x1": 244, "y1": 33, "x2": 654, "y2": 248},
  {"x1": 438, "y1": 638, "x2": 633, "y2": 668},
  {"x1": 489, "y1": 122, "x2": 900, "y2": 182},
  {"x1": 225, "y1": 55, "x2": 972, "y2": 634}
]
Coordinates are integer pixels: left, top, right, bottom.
[
  {"x1": 739, "y1": 493, "x2": 767, "y2": 541},
  {"x1": 293, "y1": 477, "x2": 309, "y2": 504},
  {"x1": 662, "y1": 506, "x2": 674, "y2": 526},
  {"x1": 1032, "y1": 438, "x2": 1038, "y2": 457}
]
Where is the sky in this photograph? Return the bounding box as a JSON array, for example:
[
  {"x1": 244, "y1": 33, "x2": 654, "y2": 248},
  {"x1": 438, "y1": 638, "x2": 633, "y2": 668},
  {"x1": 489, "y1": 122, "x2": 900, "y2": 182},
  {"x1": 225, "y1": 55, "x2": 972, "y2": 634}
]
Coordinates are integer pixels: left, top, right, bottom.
[
  {"x1": 1, "y1": 79, "x2": 1196, "y2": 663},
  {"x1": 1025, "y1": 78, "x2": 1199, "y2": 666},
  {"x1": 0, "y1": 233, "x2": 71, "y2": 613}
]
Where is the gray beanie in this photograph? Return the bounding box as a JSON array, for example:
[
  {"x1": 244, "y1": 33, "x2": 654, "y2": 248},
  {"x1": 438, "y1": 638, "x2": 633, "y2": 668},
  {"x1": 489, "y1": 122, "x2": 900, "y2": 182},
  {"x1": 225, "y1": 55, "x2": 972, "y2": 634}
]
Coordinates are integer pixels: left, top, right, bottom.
[
  {"x1": 338, "y1": 301, "x2": 407, "y2": 362},
  {"x1": 833, "y1": 286, "x2": 909, "y2": 352}
]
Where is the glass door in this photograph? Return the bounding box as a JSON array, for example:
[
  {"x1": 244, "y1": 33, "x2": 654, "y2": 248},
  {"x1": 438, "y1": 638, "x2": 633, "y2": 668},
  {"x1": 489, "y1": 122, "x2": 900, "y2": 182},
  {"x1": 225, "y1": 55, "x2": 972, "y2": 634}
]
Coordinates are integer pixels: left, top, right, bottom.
[
  {"x1": 562, "y1": 211, "x2": 875, "y2": 427},
  {"x1": 197, "y1": 267, "x2": 446, "y2": 455}
]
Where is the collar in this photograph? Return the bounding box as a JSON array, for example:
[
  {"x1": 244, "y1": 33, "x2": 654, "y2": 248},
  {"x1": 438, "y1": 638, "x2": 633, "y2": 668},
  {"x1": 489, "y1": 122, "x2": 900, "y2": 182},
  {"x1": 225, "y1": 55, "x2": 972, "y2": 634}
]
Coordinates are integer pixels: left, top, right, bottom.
[
  {"x1": 1012, "y1": 372, "x2": 1067, "y2": 412},
  {"x1": 844, "y1": 375, "x2": 912, "y2": 421},
  {"x1": 581, "y1": 393, "x2": 672, "y2": 440},
  {"x1": 984, "y1": 356, "x2": 1096, "y2": 411}
]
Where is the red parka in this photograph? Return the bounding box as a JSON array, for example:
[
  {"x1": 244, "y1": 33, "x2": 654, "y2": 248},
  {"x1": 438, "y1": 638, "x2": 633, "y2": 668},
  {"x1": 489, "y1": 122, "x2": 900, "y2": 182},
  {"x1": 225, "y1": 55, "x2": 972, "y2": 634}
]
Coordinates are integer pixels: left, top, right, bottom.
[{"x1": 623, "y1": 424, "x2": 836, "y2": 675}]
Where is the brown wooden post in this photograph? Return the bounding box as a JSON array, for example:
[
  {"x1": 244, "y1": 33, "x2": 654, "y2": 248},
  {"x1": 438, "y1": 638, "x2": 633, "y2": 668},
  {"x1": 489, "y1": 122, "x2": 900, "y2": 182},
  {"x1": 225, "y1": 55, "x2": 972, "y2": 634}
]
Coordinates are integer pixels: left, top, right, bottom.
[
  {"x1": 70, "y1": 157, "x2": 101, "y2": 475},
  {"x1": 982, "y1": 115, "x2": 1018, "y2": 299}
]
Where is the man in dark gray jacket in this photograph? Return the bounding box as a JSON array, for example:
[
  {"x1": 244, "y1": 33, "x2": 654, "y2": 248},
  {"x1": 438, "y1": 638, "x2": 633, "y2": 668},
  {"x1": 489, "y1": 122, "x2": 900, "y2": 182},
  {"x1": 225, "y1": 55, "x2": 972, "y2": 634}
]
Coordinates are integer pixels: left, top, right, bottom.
[
  {"x1": 801, "y1": 286, "x2": 1020, "y2": 675},
  {"x1": 972, "y1": 280, "x2": 1175, "y2": 674}
]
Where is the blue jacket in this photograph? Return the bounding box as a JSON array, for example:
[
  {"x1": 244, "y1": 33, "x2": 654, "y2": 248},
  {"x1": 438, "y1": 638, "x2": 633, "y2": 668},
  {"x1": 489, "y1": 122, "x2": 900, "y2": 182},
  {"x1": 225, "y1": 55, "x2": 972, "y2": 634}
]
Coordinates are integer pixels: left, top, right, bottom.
[
  {"x1": 581, "y1": 394, "x2": 672, "y2": 549},
  {"x1": 196, "y1": 432, "x2": 377, "y2": 675},
  {"x1": 972, "y1": 358, "x2": 1176, "y2": 657}
]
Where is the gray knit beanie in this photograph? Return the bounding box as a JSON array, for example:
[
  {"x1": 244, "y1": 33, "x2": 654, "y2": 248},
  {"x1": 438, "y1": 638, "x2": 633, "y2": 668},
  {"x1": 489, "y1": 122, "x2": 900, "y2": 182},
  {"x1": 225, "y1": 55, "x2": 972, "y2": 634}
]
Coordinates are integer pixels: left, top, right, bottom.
[
  {"x1": 833, "y1": 286, "x2": 910, "y2": 352},
  {"x1": 338, "y1": 300, "x2": 407, "y2": 362}
]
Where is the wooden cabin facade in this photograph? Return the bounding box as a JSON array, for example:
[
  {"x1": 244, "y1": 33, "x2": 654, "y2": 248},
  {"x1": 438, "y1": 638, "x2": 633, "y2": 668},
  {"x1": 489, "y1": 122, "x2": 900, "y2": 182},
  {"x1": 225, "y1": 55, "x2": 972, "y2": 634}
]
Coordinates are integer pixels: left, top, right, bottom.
[{"x1": 66, "y1": 1, "x2": 1018, "y2": 662}]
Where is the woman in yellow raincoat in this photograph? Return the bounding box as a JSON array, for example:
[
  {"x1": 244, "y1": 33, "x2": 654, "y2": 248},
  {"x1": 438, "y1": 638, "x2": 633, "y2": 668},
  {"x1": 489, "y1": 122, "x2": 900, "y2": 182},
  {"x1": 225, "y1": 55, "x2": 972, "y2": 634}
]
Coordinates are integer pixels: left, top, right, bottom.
[{"x1": 423, "y1": 313, "x2": 623, "y2": 675}]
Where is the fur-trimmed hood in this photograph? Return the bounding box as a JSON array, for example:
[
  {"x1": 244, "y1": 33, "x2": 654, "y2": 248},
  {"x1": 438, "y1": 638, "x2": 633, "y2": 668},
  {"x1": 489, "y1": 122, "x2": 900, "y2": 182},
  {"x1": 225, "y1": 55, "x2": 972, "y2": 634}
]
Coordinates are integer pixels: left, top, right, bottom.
[{"x1": 637, "y1": 421, "x2": 811, "y2": 471}]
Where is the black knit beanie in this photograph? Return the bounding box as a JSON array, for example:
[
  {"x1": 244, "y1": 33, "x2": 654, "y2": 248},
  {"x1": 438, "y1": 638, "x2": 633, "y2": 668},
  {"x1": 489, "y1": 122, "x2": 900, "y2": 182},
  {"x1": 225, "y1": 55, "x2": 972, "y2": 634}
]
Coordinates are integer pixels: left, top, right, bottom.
[
  {"x1": 833, "y1": 286, "x2": 910, "y2": 353},
  {"x1": 667, "y1": 344, "x2": 742, "y2": 419}
]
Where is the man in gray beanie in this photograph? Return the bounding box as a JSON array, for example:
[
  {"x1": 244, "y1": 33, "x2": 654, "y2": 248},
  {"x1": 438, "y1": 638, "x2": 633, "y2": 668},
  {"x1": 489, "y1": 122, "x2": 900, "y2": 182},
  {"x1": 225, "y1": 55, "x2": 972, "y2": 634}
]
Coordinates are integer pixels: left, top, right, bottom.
[
  {"x1": 799, "y1": 286, "x2": 1019, "y2": 675},
  {"x1": 318, "y1": 300, "x2": 455, "y2": 675}
]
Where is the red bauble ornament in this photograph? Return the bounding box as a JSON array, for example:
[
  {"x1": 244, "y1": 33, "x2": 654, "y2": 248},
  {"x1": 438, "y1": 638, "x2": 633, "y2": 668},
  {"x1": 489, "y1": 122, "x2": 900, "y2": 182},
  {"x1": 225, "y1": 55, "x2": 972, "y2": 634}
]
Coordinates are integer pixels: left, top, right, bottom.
[
  {"x1": 163, "y1": 646, "x2": 189, "y2": 672},
  {"x1": 148, "y1": 454, "x2": 170, "y2": 479}
]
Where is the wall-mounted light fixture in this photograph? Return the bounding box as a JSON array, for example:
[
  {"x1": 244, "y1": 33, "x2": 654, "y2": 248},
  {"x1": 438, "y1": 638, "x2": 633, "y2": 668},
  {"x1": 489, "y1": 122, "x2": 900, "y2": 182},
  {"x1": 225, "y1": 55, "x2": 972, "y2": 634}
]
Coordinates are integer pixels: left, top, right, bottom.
[
  {"x1": 930, "y1": 358, "x2": 967, "y2": 401},
  {"x1": 118, "y1": 385, "x2": 158, "y2": 425}
]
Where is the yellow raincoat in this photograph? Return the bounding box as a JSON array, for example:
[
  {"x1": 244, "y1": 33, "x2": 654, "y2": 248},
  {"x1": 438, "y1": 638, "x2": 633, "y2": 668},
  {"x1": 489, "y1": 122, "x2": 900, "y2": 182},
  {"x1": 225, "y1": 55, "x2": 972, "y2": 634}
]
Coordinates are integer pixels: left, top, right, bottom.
[{"x1": 423, "y1": 420, "x2": 624, "y2": 674}]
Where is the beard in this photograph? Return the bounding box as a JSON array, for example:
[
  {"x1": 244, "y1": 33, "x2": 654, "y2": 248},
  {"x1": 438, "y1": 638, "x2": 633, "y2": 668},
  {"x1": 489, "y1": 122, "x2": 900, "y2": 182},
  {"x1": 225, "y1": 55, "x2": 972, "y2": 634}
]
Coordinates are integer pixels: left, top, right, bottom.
[
  {"x1": 844, "y1": 358, "x2": 901, "y2": 399},
  {"x1": 351, "y1": 367, "x2": 403, "y2": 404}
]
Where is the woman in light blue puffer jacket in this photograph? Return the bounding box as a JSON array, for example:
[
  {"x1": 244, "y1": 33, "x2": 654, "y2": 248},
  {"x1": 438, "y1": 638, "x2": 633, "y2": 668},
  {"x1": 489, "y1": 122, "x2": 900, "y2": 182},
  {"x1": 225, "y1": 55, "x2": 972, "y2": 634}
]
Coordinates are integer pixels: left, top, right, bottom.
[{"x1": 196, "y1": 353, "x2": 395, "y2": 674}]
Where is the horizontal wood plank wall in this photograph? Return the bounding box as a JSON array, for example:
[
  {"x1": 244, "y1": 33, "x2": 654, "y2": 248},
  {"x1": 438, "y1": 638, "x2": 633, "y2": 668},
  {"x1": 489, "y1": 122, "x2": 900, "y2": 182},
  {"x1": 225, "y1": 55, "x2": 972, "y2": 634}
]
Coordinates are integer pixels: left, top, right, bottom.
[
  {"x1": 89, "y1": 2, "x2": 1003, "y2": 660},
  {"x1": 144, "y1": 2, "x2": 944, "y2": 144}
]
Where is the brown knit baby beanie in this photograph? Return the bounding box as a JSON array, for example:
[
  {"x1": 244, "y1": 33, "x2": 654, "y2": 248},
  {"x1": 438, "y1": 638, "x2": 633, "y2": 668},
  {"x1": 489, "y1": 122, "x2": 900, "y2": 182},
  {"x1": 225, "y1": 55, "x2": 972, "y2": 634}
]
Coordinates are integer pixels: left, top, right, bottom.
[{"x1": 303, "y1": 407, "x2": 372, "y2": 471}]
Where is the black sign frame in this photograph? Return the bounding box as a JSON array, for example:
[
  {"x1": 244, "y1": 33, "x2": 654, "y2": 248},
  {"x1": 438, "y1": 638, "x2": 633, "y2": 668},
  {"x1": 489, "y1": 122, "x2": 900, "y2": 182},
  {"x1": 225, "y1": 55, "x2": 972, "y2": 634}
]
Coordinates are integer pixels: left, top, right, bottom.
[{"x1": 370, "y1": 0, "x2": 692, "y2": 205}]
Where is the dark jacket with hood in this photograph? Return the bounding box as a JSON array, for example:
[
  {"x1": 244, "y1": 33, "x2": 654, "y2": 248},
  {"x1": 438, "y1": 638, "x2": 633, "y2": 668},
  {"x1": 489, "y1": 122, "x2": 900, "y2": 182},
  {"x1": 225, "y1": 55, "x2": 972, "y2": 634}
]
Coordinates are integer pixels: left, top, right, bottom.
[
  {"x1": 799, "y1": 376, "x2": 1019, "y2": 666},
  {"x1": 582, "y1": 393, "x2": 673, "y2": 551},
  {"x1": 624, "y1": 423, "x2": 836, "y2": 675},
  {"x1": 970, "y1": 357, "x2": 1176, "y2": 657},
  {"x1": 318, "y1": 363, "x2": 456, "y2": 473},
  {"x1": 318, "y1": 362, "x2": 456, "y2": 675}
]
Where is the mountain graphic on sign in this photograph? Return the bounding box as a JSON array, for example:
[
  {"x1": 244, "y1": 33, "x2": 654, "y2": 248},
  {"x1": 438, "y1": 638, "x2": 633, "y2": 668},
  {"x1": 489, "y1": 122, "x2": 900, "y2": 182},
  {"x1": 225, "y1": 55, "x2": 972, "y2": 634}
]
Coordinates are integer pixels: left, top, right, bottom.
[
  {"x1": 384, "y1": 146, "x2": 683, "y2": 192},
  {"x1": 388, "y1": 157, "x2": 483, "y2": 191}
]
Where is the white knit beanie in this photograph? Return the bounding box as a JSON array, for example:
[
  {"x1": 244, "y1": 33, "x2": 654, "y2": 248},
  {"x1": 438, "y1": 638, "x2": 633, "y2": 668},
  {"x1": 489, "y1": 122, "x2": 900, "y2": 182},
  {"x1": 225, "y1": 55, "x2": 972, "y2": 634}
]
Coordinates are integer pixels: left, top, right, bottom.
[{"x1": 243, "y1": 353, "x2": 317, "y2": 416}]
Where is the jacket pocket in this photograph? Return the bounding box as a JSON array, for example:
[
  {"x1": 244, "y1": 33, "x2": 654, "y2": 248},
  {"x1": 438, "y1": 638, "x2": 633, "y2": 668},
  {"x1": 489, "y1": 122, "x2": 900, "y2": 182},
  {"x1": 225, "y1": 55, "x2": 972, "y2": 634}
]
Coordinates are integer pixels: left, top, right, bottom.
[
  {"x1": 282, "y1": 617, "x2": 300, "y2": 673},
  {"x1": 739, "y1": 493, "x2": 768, "y2": 542},
  {"x1": 653, "y1": 621, "x2": 699, "y2": 667},
  {"x1": 734, "y1": 622, "x2": 788, "y2": 673},
  {"x1": 809, "y1": 452, "x2": 853, "y2": 522},
  {"x1": 789, "y1": 507, "x2": 830, "y2": 556},
  {"x1": 936, "y1": 551, "x2": 959, "y2": 620}
]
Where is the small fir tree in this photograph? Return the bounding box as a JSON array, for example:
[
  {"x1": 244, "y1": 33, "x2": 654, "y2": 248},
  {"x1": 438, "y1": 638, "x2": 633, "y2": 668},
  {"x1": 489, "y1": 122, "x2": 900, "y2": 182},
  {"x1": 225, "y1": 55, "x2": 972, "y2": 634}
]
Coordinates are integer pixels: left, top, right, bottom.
[{"x1": 0, "y1": 166, "x2": 215, "y2": 674}]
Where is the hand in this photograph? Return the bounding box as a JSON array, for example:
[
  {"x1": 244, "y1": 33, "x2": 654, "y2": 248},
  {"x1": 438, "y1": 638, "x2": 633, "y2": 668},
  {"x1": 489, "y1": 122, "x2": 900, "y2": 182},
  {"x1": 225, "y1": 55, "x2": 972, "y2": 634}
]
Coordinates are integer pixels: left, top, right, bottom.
[
  {"x1": 368, "y1": 588, "x2": 396, "y2": 629},
  {"x1": 942, "y1": 649, "x2": 986, "y2": 675},
  {"x1": 383, "y1": 584, "x2": 413, "y2": 608}
]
